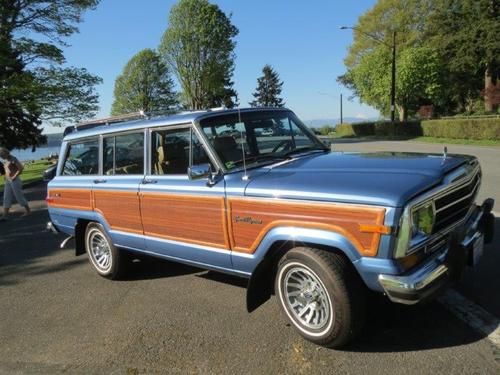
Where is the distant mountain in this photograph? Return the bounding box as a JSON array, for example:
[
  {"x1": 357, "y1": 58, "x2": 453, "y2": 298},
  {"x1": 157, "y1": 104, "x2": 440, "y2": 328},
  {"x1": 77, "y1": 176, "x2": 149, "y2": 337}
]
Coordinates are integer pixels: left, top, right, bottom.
[{"x1": 304, "y1": 117, "x2": 379, "y2": 128}]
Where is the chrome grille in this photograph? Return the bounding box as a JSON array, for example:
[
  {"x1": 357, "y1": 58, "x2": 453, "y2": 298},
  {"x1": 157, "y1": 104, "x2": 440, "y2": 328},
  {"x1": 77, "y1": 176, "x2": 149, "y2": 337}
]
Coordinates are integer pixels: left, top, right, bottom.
[{"x1": 433, "y1": 169, "x2": 481, "y2": 233}]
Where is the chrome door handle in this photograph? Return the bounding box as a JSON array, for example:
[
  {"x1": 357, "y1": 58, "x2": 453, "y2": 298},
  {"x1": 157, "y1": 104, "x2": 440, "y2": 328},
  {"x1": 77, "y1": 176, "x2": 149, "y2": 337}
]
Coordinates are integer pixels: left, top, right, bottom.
[
  {"x1": 142, "y1": 179, "x2": 158, "y2": 184},
  {"x1": 93, "y1": 179, "x2": 107, "y2": 184}
]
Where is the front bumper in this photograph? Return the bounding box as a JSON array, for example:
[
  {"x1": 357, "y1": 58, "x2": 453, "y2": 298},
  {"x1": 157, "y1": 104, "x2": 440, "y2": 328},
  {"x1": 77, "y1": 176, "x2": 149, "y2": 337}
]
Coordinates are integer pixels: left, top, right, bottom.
[{"x1": 378, "y1": 199, "x2": 495, "y2": 305}]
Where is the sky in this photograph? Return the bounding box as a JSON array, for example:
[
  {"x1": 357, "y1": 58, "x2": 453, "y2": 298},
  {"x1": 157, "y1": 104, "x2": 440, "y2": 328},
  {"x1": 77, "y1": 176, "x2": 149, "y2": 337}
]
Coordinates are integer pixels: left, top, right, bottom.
[{"x1": 45, "y1": 0, "x2": 380, "y2": 133}]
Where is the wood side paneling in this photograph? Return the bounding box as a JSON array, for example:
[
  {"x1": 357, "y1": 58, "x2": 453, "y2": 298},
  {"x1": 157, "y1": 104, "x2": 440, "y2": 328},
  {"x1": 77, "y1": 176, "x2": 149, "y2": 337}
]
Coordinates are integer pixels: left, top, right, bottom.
[
  {"x1": 140, "y1": 193, "x2": 229, "y2": 249},
  {"x1": 93, "y1": 190, "x2": 143, "y2": 234},
  {"x1": 47, "y1": 188, "x2": 92, "y2": 211},
  {"x1": 228, "y1": 198, "x2": 386, "y2": 256}
]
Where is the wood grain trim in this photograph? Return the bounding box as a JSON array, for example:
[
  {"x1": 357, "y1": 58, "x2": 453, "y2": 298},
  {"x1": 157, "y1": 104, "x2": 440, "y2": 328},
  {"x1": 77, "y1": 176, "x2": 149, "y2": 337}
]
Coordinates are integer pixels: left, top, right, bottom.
[
  {"x1": 227, "y1": 197, "x2": 386, "y2": 257},
  {"x1": 47, "y1": 188, "x2": 93, "y2": 211},
  {"x1": 140, "y1": 192, "x2": 230, "y2": 250},
  {"x1": 93, "y1": 190, "x2": 143, "y2": 235}
]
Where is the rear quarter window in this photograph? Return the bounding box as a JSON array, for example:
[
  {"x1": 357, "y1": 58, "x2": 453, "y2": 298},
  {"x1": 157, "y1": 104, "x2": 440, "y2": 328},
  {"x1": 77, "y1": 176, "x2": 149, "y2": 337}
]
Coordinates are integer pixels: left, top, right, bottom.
[{"x1": 62, "y1": 139, "x2": 99, "y2": 176}]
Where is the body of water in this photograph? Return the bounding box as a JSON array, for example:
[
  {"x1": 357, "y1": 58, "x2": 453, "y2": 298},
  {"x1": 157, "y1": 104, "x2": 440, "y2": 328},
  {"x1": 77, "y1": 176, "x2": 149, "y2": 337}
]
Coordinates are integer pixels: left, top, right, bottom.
[{"x1": 11, "y1": 146, "x2": 61, "y2": 161}]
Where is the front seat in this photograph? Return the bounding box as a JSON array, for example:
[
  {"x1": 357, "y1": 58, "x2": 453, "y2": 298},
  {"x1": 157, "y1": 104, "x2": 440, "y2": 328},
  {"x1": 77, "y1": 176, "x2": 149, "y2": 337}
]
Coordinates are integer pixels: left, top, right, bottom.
[{"x1": 213, "y1": 136, "x2": 242, "y2": 163}]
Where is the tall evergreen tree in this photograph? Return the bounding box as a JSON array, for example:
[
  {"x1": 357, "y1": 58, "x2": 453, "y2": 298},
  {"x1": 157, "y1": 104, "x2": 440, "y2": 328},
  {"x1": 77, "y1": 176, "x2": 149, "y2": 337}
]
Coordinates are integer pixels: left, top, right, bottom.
[
  {"x1": 0, "y1": 0, "x2": 102, "y2": 150},
  {"x1": 159, "y1": 0, "x2": 238, "y2": 110},
  {"x1": 250, "y1": 65, "x2": 285, "y2": 107},
  {"x1": 111, "y1": 49, "x2": 178, "y2": 115}
]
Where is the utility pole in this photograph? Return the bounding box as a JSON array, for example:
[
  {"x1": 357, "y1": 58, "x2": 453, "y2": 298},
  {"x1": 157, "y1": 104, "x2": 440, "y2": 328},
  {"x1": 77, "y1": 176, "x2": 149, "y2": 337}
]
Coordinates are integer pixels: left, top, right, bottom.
[
  {"x1": 340, "y1": 93, "x2": 343, "y2": 124},
  {"x1": 390, "y1": 31, "x2": 396, "y2": 124}
]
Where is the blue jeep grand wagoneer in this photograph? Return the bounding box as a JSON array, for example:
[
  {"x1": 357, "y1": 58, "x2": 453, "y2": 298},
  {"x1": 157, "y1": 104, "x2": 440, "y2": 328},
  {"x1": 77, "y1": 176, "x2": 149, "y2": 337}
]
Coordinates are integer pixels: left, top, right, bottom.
[{"x1": 47, "y1": 108, "x2": 495, "y2": 347}]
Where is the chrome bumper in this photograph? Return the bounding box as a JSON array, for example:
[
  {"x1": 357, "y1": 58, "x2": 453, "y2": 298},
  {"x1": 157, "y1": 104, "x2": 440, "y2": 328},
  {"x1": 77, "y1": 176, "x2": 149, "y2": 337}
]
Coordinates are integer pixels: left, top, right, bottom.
[{"x1": 378, "y1": 199, "x2": 495, "y2": 305}]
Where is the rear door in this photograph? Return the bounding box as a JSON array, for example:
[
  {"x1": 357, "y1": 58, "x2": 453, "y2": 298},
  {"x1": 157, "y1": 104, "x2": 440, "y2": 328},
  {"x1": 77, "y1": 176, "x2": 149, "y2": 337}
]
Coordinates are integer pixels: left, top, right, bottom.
[
  {"x1": 139, "y1": 124, "x2": 232, "y2": 271},
  {"x1": 92, "y1": 131, "x2": 146, "y2": 250}
]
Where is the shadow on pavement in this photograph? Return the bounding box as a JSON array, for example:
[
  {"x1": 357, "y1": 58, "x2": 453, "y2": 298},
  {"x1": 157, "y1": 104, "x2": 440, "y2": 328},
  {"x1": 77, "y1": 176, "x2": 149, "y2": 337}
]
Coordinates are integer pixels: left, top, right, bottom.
[
  {"x1": 196, "y1": 270, "x2": 248, "y2": 288},
  {"x1": 457, "y1": 216, "x2": 500, "y2": 318},
  {"x1": 120, "y1": 254, "x2": 201, "y2": 281},
  {"x1": 0, "y1": 207, "x2": 67, "y2": 286},
  {"x1": 341, "y1": 294, "x2": 490, "y2": 353}
]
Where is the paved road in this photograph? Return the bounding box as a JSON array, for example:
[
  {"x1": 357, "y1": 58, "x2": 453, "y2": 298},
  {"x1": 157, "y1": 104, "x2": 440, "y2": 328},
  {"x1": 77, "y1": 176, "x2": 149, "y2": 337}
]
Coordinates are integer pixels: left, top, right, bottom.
[{"x1": 0, "y1": 179, "x2": 499, "y2": 373}]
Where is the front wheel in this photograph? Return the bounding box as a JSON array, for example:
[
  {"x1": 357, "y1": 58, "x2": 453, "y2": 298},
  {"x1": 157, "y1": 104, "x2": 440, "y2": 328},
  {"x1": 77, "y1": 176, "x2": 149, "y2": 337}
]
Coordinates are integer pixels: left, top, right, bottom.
[
  {"x1": 275, "y1": 247, "x2": 366, "y2": 348},
  {"x1": 85, "y1": 222, "x2": 126, "y2": 279}
]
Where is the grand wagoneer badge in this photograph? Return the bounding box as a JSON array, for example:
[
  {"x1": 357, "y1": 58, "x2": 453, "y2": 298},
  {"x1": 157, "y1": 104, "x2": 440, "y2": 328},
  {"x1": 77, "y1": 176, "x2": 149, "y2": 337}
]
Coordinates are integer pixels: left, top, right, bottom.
[{"x1": 235, "y1": 216, "x2": 263, "y2": 225}]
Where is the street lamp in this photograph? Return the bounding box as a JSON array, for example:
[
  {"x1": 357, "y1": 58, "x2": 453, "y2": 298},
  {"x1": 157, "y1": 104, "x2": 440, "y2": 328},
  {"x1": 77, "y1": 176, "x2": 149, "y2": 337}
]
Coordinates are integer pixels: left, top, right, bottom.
[{"x1": 340, "y1": 26, "x2": 397, "y2": 124}]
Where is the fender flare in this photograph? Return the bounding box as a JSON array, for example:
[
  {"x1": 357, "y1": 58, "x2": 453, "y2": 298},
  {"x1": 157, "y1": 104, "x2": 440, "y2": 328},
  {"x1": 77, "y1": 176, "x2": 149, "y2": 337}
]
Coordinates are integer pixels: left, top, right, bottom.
[{"x1": 245, "y1": 226, "x2": 362, "y2": 312}]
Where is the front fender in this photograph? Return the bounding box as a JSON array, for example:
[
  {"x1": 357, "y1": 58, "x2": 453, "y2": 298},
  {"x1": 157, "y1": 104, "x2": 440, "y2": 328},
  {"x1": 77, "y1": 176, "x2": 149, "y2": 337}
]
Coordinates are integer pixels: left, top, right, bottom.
[{"x1": 240, "y1": 226, "x2": 363, "y2": 312}]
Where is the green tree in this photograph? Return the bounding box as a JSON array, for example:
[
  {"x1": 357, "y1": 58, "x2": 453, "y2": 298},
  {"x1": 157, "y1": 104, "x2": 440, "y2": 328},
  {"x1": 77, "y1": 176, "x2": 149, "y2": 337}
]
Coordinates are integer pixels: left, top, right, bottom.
[
  {"x1": 159, "y1": 0, "x2": 238, "y2": 110},
  {"x1": 338, "y1": 0, "x2": 443, "y2": 120},
  {"x1": 250, "y1": 65, "x2": 285, "y2": 108},
  {"x1": 425, "y1": 0, "x2": 500, "y2": 112},
  {"x1": 111, "y1": 49, "x2": 178, "y2": 115},
  {"x1": 0, "y1": 0, "x2": 101, "y2": 149}
]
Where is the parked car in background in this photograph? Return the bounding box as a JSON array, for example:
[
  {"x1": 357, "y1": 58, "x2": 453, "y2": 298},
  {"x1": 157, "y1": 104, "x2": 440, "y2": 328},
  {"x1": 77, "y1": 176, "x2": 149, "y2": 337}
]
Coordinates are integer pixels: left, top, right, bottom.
[{"x1": 46, "y1": 107, "x2": 495, "y2": 348}]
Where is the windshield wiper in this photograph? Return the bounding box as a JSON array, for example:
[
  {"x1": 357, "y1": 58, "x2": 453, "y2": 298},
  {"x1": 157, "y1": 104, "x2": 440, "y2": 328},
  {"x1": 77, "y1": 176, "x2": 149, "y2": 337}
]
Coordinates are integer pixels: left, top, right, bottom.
[
  {"x1": 232, "y1": 154, "x2": 286, "y2": 167},
  {"x1": 283, "y1": 146, "x2": 329, "y2": 158}
]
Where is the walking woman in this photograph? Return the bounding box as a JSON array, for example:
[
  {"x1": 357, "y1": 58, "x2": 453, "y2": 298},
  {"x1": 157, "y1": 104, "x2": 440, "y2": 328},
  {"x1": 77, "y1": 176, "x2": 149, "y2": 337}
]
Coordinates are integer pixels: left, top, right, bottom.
[{"x1": 0, "y1": 147, "x2": 30, "y2": 220}]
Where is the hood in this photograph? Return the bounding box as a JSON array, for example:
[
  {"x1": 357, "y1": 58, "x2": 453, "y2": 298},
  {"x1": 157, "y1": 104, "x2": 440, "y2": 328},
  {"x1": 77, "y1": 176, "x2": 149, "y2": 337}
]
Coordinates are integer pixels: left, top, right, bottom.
[{"x1": 244, "y1": 151, "x2": 472, "y2": 207}]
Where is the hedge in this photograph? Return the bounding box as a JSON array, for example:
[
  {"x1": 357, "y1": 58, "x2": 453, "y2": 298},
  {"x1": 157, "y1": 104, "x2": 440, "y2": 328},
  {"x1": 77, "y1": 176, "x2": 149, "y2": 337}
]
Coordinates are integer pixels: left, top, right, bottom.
[
  {"x1": 420, "y1": 118, "x2": 500, "y2": 140},
  {"x1": 336, "y1": 118, "x2": 500, "y2": 140}
]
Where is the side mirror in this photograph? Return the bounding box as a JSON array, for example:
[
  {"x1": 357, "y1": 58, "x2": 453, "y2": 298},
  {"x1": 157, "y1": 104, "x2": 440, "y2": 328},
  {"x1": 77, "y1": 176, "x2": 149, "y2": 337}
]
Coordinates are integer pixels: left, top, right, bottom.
[{"x1": 188, "y1": 163, "x2": 212, "y2": 180}]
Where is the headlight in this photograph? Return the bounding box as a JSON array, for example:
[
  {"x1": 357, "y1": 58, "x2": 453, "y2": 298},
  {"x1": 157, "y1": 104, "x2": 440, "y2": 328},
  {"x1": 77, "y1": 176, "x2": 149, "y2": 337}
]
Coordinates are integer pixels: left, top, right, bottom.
[
  {"x1": 394, "y1": 201, "x2": 435, "y2": 258},
  {"x1": 411, "y1": 202, "x2": 435, "y2": 237}
]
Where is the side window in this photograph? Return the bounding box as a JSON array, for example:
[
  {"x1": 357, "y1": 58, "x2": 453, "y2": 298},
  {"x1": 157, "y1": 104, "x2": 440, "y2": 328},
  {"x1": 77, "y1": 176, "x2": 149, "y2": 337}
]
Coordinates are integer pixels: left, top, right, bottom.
[
  {"x1": 103, "y1": 133, "x2": 144, "y2": 175},
  {"x1": 62, "y1": 139, "x2": 99, "y2": 176},
  {"x1": 152, "y1": 127, "x2": 210, "y2": 175}
]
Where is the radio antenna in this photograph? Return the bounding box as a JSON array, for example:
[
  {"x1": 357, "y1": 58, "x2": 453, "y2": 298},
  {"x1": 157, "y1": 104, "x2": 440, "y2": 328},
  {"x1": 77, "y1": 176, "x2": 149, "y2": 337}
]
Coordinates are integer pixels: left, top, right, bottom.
[{"x1": 238, "y1": 107, "x2": 249, "y2": 181}]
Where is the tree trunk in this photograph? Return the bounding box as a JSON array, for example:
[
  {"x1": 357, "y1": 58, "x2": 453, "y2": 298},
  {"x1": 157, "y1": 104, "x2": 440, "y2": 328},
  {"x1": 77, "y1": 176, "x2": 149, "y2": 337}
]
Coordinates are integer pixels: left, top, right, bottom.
[
  {"x1": 397, "y1": 105, "x2": 407, "y2": 122},
  {"x1": 485, "y1": 66, "x2": 494, "y2": 112}
]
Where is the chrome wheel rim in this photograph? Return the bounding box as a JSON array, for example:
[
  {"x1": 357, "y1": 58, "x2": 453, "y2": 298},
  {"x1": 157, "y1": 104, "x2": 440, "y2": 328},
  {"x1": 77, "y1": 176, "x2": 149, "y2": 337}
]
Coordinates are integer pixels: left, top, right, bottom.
[
  {"x1": 87, "y1": 229, "x2": 112, "y2": 273},
  {"x1": 282, "y1": 265, "x2": 332, "y2": 331}
]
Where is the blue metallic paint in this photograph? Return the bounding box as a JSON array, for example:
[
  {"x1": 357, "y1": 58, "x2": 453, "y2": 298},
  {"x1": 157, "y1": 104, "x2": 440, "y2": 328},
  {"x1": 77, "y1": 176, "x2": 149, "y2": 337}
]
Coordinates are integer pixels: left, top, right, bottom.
[{"x1": 243, "y1": 152, "x2": 471, "y2": 207}]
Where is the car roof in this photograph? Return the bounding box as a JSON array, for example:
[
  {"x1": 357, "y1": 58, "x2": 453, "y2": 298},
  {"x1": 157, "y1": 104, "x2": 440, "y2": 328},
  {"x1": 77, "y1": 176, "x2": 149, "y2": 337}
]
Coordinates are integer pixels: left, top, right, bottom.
[{"x1": 63, "y1": 107, "x2": 291, "y2": 142}]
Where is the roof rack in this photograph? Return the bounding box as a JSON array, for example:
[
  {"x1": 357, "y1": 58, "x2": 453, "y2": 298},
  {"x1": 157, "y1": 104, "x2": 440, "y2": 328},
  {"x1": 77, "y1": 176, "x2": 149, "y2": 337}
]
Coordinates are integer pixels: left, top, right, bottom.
[
  {"x1": 76, "y1": 111, "x2": 148, "y2": 127},
  {"x1": 63, "y1": 111, "x2": 148, "y2": 136},
  {"x1": 62, "y1": 107, "x2": 227, "y2": 137}
]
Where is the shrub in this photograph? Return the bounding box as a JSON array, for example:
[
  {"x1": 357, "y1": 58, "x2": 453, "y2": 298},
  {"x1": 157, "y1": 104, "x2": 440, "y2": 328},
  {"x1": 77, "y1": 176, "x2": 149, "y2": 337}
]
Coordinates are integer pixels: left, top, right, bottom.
[
  {"x1": 421, "y1": 118, "x2": 500, "y2": 140},
  {"x1": 335, "y1": 122, "x2": 374, "y2": 137},
  {"x1": 336, "y1": 118, "x2": 500, "y2": 140}
]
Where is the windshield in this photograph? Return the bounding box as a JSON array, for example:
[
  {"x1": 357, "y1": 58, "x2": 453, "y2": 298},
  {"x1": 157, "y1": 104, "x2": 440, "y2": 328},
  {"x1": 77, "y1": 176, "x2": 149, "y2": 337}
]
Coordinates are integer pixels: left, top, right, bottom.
[{"x1": 199, "y1": 110, "x2": 327, "y2": 171}]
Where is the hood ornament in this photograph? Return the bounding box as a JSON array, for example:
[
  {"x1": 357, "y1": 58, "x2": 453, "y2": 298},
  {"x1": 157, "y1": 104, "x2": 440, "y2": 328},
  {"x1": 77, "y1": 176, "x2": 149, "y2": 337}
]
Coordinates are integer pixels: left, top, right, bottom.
[{"x1": 443, "y1": 146, "x2": 448, "y2": 160}]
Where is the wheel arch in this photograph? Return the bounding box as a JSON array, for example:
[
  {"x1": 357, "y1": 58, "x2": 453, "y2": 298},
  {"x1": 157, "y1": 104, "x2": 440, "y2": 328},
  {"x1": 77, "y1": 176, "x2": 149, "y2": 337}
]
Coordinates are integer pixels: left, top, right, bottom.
[{"x1": 245, "y1": 226, "x2": 364, "y2": 313}]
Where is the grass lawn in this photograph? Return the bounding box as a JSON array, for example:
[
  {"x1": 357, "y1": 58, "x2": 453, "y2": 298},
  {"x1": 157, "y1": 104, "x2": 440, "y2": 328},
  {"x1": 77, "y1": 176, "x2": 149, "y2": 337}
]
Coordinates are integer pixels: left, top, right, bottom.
[{"x1": 0, "y1": 160, "x2": 52, "y2": 191}]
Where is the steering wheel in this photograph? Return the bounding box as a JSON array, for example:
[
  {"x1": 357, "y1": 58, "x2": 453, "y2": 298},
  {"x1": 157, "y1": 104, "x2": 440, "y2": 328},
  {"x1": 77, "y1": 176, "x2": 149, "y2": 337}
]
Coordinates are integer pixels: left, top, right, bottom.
[{"x1": 271, "y1": 139, "x2": 293, "y2": 153}]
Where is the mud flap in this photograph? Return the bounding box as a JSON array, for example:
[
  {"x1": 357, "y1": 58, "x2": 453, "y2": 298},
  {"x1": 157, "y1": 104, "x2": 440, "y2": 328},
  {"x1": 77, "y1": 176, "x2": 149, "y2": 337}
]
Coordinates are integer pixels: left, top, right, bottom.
[
  {"x1": 74, "y1": 221, "x2": 87, "y2": 256},
  {"x1": 246, "y1": 259, "x2": 273, "y2": 313}
]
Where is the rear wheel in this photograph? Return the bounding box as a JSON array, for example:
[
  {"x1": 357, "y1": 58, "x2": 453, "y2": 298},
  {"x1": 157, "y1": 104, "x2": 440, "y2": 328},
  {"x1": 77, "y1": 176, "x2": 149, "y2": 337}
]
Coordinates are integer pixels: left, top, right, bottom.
[
  {"x1": 85, "y1": 222, "x2": 126, "y2": 279},
  {"x1": 275, "y1": 247, "x2": 366, "y2": 348}
]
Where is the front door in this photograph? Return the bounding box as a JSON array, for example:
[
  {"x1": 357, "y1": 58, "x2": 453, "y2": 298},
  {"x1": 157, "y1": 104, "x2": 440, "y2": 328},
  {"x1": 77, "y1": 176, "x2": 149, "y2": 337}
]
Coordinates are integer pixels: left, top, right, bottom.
[{"x1": 139, "y1": 125, "x2": 231, "y2": 270}]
